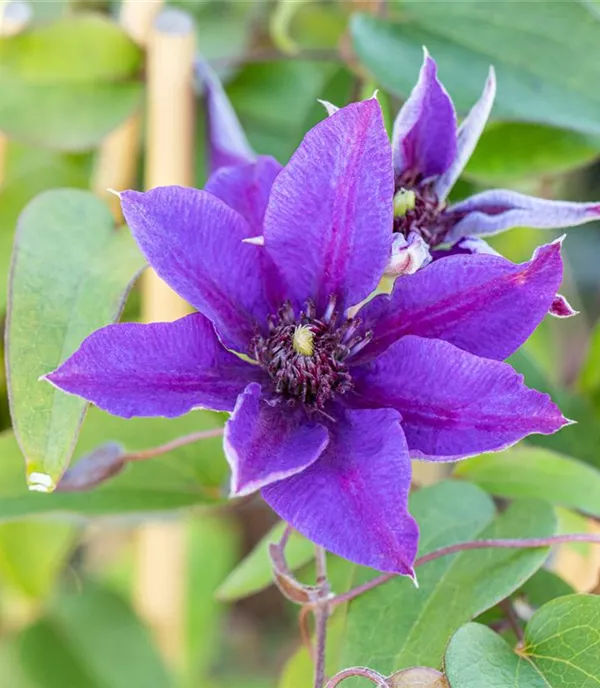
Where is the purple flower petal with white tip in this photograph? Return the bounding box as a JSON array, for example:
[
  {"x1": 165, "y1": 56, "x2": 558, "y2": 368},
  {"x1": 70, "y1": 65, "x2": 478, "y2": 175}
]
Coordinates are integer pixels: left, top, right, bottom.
[
  {"x1": 549, "y1": 294, "x2": 578, "y2": 318},
  {"x1": 392, "y1": 49, "x2": 456, "y2": 181},
  {"x1": 358, "y1": 242, "x2": 564, "y2": 363},
  {"x1": 195, "y1": 57, "x2": 256, "y2": 174},
  {"x1": 45, "y1": 313, "x2": 259, "y2": 418},
  {"x1": 224, "y1": 383, "x2": 328, "y2": 497},
  {"x1": 353, "y1": 336, "x2": 569, "y2": 461},
  {"x1": 262, "y1": 407, "x2": 418, "y2": 576},
  {"x1": 446, "y1": 190, "x2": 600, "y2": 240},
  {"x1": 433, "y1": 67, "x2": 496, "y2": 200},
  {"x1": 121, "y1": 186, "x2": 269, "y2": 352},
  {"x1": 264, "y1": 98, "x2": 393, "y2": 313}
]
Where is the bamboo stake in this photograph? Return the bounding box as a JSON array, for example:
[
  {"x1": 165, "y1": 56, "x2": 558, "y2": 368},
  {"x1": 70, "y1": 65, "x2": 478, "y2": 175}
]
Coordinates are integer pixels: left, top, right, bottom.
[
  {"x1": 134, "y1": 7, "x2": 195, "y2": 667},
  {"x1": 120, "y1": 0, "x2": 164, "y2": 48},
  {"x1": 0, "y1": 1, "x2": 32, "y2": 187}
]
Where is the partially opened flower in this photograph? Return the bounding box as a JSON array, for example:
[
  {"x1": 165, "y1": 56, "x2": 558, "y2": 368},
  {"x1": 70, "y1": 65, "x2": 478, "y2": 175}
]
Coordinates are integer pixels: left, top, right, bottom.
[
  {"x1": 46, "y1": 99, "x2": 569, "y2": 577},
  {"x1": 386, "y1": 49, "x2": 600, "y2": 278}
]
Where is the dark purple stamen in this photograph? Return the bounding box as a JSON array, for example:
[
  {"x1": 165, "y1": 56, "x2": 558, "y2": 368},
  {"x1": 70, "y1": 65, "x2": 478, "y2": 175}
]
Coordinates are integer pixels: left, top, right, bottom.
[
  {"x1": 250, "y1": 297, "x2": 371, "y2": 413},
  {"x1": 394, "y1": 172, "x2": 450, "y2": 247}
]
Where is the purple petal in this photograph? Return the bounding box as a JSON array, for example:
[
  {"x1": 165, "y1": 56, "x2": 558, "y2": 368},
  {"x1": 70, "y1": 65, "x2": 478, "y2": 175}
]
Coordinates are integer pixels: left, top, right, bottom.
[
  {"x1": 264, "y1": 98, "x2": 393, "y2": 313},
  {"x1": 431, "y1": 236, "x2": 501, "y2": 260},
  {"x1": 121, "y1": 187, "x2": 269, "y2": 352},
  {"x1": 392, "y1": 49, "x2": 457, "y2": 180},
  {"x1": 262, "y1": 408, "x2": 418, "y2": 575},
  {"x1": 353, "y1": 336, "x2": 568, "y2": 462},
  {"x1": 45, "y1": 313, "x2": 258, "y2": 418},
  {"x1": 205, "y1": 156, "x2": 282, "y2": 236},
  {"x1": 224, "y1": 383, "x2": 328, "y2": 497},
  {"x1": 357, "y1": 242, "x2": 564, "y2": 363},
  {"x1": 195, "y1": 57, "x2": 256, "y2": 174},
  {"x1": 446, "y1": 189, "x2": 600, "y2": 240},
  {"x1": 549, "y1": 293, "x2": 578, "y2": 318},
  {"x1": 433, "y1": 67, "x2": 496, "y2": 200}
]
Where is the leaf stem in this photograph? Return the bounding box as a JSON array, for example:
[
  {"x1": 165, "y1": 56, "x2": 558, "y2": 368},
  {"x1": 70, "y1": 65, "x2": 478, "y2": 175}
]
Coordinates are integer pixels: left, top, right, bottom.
[
  {"x1": 499, "y1": 598, "x2": 524, "y2": 642},
  {"x1": 314, "y1": 546, "x2": 330, "y2": 688},
  {"x1": 122, "y1": 428, "x2": 224, "y2": 462},
  {"x1": 324, "y1": 667, "x2": 390, "y2": 687},
  {"x1": 328, "y1": 533, "x2": 600, "y2": 607}
]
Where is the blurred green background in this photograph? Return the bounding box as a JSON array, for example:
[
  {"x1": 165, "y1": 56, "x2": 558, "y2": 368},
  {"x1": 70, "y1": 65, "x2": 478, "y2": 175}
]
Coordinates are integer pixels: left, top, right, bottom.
[{"x1": 1, "y1": 1, "x2": 600, "y2": 686}]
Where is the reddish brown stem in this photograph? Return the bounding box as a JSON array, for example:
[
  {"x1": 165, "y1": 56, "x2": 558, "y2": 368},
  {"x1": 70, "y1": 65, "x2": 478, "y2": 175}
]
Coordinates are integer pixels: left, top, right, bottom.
[
  {"x1": 328, "y1": 533, "x2": 600, "y2": 608},
  {"x1": 122, "y1": 428, "x2": 223, "y2": 462},
  {"x1": 325, "y1": 667, "x2": 389, "y2": 687}
]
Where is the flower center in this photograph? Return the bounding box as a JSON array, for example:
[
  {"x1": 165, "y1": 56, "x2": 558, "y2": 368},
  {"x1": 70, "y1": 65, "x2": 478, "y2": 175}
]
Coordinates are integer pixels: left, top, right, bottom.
[
  {"x1": 393, "y1": 173, "x2": 448, "y2": 247},
  {"x1": 250, "y1": 297, "x2": 372, "y2": 415}
]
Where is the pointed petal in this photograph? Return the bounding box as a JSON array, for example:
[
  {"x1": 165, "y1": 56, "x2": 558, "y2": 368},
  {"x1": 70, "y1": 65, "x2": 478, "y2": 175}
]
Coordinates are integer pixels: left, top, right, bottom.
[
  {"x1": 392, "y1": 49, "x2": 457, "y2": 180},
  {"x1": 195, "y1": 57, "x2": 256, "y2": 174},
  {"x1": 262, "y1": 408, "x2": 418, "y2": 575},
  {"x1": 549, "y1": 293, "x2": 578, "y2": 318},
  {"x1": 446, "y1": 189, "x2": 600, "y2": 240},
  {"x1": 385, "y1": 231, "x2": 432, "y2": 276},
  {"x1": 356, "y1": 242, "x2": 564, "y2": 362},
  {"x1": 431, "y1": 236, "x2": 501, "y2": 260},
  {"x1": 224, "y1": 383, "x2": 328, "y2": 497},
  {"x1": 264, "y1": 99, "x2": 394, "y2": 313},
  {"x1": 354, "y1": 336, "x2": 568, "y2": 462},
  {"x1": 45, "y1": 314, "x2": 258, "y2": 418},
  {"x1": 318, "y1": 99, "x2": 340, "y2": 116},
  {"x1": 205, "y1": 156, "x2": 285, "y2": 309},
  {"x1": 121, "y1": 187, "x2": 270, "y2": 352},
  {"x1": 433, "y1": 67, "x2": 496, "y2": 200},
  {"x1": 205, "y1": 156, "x2": 282, "y2": 235}
]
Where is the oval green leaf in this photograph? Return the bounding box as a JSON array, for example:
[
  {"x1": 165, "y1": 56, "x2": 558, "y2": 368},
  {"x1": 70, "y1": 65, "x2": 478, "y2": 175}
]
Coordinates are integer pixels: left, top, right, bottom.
[
  {"x1": 216, "y1": 520, "x2": 315, "y2": 601},
  {"x1": 0, "y1": 15, "x2": 143, "y2": 150},
  {"x1": 351, "y1": 2, "x2": 600, "y2": 136},
  {"x1": 6, "y1": 189, "x2": 145, "y2": 489},
  {"x1": 338, "y1": 485, "x2": 556, "y2": 678},
  {"x1": 454, "y1": 445, "x2": 600, "y2": 518},
  {"x1": 446, "y1": 595, "x2": 600, "y2": 687}
]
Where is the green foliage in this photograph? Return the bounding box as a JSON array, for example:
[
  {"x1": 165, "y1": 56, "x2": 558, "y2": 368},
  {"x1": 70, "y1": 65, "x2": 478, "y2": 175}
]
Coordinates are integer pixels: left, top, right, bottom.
[
  {"x1": 454, "y1": 445, "x2": 600, "y2": 518},
  {"x1": 0, "y1": 406, "x2": 226, "y2": 521},
  {"x1": 14, "y1": 580, "x2": 172, "y2": 688},
  {"x1": 0, "y1": 15, "x2": 142, "y2": 150},
  {"x1": 445, "y1": 595, "x2": 600, "y2": 687},
  {"x1": 6, "y1": 189, "x2": 145, "y2": 487},
  {"x1": 336, "y1": 483, "x2": 556, "y2": 680},
  {"x1": 351, "y1": 1, "x2": 600, "y2": 134},
  {"x1": 216, "y1": 520, "x2": 314, "y2": 602}
]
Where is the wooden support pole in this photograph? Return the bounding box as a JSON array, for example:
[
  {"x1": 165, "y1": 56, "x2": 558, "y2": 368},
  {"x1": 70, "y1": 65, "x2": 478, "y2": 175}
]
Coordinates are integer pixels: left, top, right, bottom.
[
  {"x1": 0, "y1": 1, "x2": 32, "y2": 187},
  {"x1": 134, "y1": 7, "x2": 195, "y2": 667}
]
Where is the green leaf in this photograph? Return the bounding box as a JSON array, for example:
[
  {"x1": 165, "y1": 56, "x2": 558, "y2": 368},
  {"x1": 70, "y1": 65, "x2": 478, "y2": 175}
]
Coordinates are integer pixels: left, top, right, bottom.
[
  {"x1": 0, "y1": 406, "x2": 227, "y2": 521},
  {"x1": 0, "y1": 520, "x2": 76, "y2": 599},
  {"x1": 463, "y1": 122, "x2": 600, "y2": 185},
  {"x1": 578, "y1": 319, "x2": 600, "y2": 406},
  {"x1": 0, "y1": 15, "x2": 142, "y2": 150},
  {"x1": 0, "y1": 144, "x2": 92, "y2": 312},
  {"x1": 454, "y1": 445, "x2": 600, "y2": 518},
  {"x1": 18, "y1": 580, "x2": 172, "y2": 688},
  {"x1": 445, "y1": 623, "x2": 546, "y2": 687},
  {"x1": 337, "y1": 484, "x2": 556, "y2": 679},
  {"x1": 6, "y1": 189, "x2": 145, "y2": 488},
  {"x1": 519, "y1": 569, "x2": 574, "y2": 609},
  {"x1": 445, "y1": 595, "x2": 600, "y2": 687},
  {"x1": 216, "y1": 521, "x2": 314, "y2": 601},
  {"x1": 0, "y1": 14, "x2": 141, "y2": 82},
  {"x1": 351, "y1": 1, "x2": 600, "y2": 135}
]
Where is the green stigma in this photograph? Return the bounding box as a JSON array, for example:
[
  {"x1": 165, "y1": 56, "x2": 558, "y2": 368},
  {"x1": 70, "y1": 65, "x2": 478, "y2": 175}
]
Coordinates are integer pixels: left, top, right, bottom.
[
  {"x1": 292, "y1": 325, "x2": 315, "y2": 356},
  {"x1": 393, "y1": 188, "x2": 416, "y2": 217}
]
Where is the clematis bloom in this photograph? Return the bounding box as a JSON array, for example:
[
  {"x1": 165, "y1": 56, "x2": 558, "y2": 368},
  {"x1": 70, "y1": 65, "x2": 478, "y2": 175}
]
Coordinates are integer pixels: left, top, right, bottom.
[
  {"x1": 385, "y1": 49, "x2": 600, "y2": 279},
  {"x1": 46, "y1": 99, "x2": 569, "y2": 577}
]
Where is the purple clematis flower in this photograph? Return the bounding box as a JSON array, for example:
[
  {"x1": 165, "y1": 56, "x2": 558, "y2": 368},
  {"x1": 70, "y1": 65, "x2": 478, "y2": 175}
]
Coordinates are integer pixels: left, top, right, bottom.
[
  {"x1": 384, "y1": 49, "x2": 600, "y2": 281},
  {"x1": 45, "y1": 99, "x2": 569, "y2": 577}
]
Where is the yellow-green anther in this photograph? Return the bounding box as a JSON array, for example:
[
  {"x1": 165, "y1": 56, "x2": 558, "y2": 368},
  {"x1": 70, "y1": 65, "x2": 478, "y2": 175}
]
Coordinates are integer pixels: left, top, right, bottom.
[
  {"x1": 293, "y1": 325, "x2": 314, "y2": 356},
  {"x1": 393, "y1": 188, "x2": 416, "y2": 217}
]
